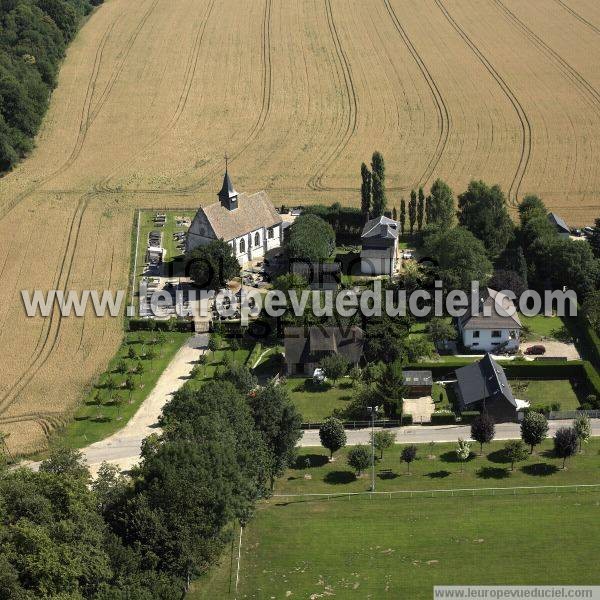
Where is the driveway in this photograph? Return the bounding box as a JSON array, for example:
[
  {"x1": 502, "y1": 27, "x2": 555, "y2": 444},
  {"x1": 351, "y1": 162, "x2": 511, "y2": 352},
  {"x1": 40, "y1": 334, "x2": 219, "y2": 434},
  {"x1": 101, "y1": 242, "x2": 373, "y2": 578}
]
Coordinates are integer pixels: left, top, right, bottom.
[
  {"x1": 521, "y1": 340, "x2": 580, "y2": 360},
  {"x1": 82, "y1": 334, "x2": 207, "y2": 475},
  {"x1": 403, "y1": 396, "x2": 435, "y2": 424}
]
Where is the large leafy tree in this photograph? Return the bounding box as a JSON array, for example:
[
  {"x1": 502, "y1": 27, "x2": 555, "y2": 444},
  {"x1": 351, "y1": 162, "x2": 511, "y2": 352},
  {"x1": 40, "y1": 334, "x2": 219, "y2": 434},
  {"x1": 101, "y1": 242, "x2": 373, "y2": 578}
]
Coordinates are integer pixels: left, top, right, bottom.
[
  {"x1": 470, "y1": 414, "x2": 495, "y2": 454},
  {"x1": 247, "y1": 382, "x2": 303, "y2": 490},
  {"x1": 347, "y1": 445, "x2": 371, "y2": 476},
  {"x1": 424, "y1": 227, "x2": 492, "y2": 291},
  {"x1": 457, "y1": 180, "x2": 514, "y2": 258},
  {"x1": 319, "y1": 417, "x2": 347, "y2": 459},
  {"x1": 588, "y1": 218, "x2": 600, "y2": 259},
  {"x1": 520, "y1": 411, "x2": 549, "y2": 453},
  {"x1": 286, "y1": 214, "x2": 335, "y2": 263},
  {"x1": 187, "y1": 239, "x2": 239, "y2": 290},
  {"x1": 553, "y1": 427, "x2": 578, "y2": 468},
  {"x1": 319, "y1": 353, "x2": 349, "y2": 386},
  {"x1": 376, "y1": 359, "x2": 406, "y2": 420},
  {"x1": 428, "y1": 179, "x2": 455, "y2": 228}
]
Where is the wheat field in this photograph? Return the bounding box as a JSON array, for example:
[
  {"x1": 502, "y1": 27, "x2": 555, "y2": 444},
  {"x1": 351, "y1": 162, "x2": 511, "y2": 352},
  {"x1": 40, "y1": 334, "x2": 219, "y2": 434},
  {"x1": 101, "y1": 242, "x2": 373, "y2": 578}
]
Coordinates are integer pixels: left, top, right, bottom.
[{"x1": 0, "y1": 0, "x2": 599, "y2": 453}]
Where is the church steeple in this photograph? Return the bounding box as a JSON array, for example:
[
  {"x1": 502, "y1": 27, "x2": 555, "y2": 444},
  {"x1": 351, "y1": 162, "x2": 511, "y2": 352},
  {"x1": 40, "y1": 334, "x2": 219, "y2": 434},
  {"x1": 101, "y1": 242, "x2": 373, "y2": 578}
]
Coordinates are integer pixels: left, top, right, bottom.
[{"x1": 218, "y1": 154, "x2": 238, "y2": 211}]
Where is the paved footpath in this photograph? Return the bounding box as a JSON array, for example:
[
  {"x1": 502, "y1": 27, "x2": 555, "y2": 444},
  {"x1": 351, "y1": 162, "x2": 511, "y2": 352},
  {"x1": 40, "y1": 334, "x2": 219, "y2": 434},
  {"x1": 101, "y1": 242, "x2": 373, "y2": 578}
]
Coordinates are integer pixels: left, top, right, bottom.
[
  {"x1": 82, "y1": 334, "x2": 207, "y2": 475},
  {"x1": 300, "y1": 419, "x2": 600, "y2": 447}
]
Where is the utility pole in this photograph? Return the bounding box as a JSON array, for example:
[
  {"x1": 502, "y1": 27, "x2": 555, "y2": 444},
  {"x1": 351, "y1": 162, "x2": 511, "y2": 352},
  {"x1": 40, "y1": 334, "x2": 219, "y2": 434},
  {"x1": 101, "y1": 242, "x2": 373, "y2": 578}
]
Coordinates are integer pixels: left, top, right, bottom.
[{"x1": 368, "y1": 406, "x2": 376, "y2": 492}]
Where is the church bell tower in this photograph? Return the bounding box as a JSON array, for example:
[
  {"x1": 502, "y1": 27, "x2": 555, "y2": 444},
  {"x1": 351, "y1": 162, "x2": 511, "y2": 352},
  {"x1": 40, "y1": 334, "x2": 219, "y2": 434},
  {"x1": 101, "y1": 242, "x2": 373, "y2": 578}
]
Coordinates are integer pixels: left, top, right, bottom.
[{"x1": 218, "y1": 155, "x2": 238, "y2": 211}]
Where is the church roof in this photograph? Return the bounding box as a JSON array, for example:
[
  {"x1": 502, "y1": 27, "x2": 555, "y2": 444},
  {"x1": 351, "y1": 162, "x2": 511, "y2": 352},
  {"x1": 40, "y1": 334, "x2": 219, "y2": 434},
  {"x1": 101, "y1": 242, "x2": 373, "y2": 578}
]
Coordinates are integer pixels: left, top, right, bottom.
[
  {"x1": 189, "y1": 190, "x2": 282, "y2": 242},
  {"x1": 219, "y1": 170, "x2": 238, "y2": 200}
]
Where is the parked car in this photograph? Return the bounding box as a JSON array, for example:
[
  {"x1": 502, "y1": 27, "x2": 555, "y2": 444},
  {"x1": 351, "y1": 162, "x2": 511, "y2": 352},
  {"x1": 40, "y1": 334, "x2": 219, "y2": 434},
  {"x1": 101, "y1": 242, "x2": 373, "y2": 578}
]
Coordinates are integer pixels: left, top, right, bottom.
[{"x1": 525, "y1": 345, "x2": 546, "y2": 355}]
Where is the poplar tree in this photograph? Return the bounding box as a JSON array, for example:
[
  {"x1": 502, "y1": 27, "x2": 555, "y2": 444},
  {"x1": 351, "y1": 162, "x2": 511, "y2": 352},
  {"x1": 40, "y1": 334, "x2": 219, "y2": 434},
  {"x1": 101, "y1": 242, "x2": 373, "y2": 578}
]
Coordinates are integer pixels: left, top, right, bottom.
[
  {"x1": 360, "y1": 163, "x2": 372, "y2": 220},
  {"x1": 408, "y1": 189, "x2": 417, "y2": 234}
]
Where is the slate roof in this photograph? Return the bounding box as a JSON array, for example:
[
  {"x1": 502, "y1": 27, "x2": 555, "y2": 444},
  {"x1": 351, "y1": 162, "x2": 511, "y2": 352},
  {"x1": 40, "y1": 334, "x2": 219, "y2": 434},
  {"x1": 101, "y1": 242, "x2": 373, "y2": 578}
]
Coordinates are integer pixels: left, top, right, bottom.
[
  {"x1": 284, "y1": 326, "x2": 364, "y2": 365},
  {"x1": 455, "y1": 354, "x2": 516, "y2": 407},
  {"x1": 459, "y1": 288, "x2": 522, "y2": 331},
  {"x1": 361, "y1": 216, "x2": 399, "y2": 240},
  {"x1": 189, "y1": 190, "x2": 282, "y2": 242},
  {"x1": 548, "y1": 212, "x2": 570, "y2": 234},
  {"x1": 403, "y1": 371, "x2": 433, "y2": 387},
  {"x1": 218, "y1": 170, "x2": 238, "y2": 201}
]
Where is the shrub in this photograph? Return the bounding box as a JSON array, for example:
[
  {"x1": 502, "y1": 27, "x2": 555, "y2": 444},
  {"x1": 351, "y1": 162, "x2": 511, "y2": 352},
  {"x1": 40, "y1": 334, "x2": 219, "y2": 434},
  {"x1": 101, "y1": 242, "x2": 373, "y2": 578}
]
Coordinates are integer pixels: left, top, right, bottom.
[
  {"x1": 460, "y1": 411, "x2": 480, "y2": 424},
  {"x1": 430, "y1": 412, "x2": 456, "y2": 425}
]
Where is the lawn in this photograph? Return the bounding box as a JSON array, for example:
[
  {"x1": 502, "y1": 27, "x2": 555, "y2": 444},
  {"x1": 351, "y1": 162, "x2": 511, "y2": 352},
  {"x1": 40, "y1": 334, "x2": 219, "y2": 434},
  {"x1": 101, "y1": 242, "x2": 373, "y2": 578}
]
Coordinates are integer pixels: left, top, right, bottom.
[
  {"x1": 55, "y1": 331, "x2": 191, "y2": 450},
  {"x1": 284, "y1": 377, "x2": 355, "y2": 423},
  {"x1": 520, "y1": 314, "x2": 568, "y2": 341},
  {"x1": 189, "y1": 492, "x2": 600, "y2": 599},
  {"x1": 509, "y1": 379, "x2": 582, "y2": 411},
  {"x1": 275, "y1": 439, "x2": 600, "y2": 495}
]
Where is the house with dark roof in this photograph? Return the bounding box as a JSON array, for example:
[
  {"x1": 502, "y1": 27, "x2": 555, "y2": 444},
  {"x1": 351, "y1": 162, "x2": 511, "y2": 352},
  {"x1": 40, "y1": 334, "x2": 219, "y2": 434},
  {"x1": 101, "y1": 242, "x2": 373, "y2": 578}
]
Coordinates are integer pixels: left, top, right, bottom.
[
  {"x1": 403, "y1": 370, "x2": 433, "y2": 396},
  {"x1": 360, "y1": 215, "x2": 400, "y2": 276},
  {"x1": 290, "y1": 262, "x2": 341, "y2": 291},
  {"x1": 454, "y1": 354, "x2": 529, "y2": 422},
  {"x1": 457, "y1": 288, "x2": 522, "y2": 353},
  {"x1": 283, "y1": 326, "x2": 364, "y2": 376},
  {"x1": 548, "y1": 212, "x2": 570, "y2": 239},
  {"x1": 186, "y1": 168, "x2": 283, "y2": 266}
]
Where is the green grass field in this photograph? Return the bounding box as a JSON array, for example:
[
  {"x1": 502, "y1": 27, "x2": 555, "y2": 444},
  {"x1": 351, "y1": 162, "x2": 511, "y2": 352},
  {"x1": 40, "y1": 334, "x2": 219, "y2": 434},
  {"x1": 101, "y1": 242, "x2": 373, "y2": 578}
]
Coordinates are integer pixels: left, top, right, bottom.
[
  {"x1": 53, "y1": 331, "x2": 191, "y2": 450},
  {"x1": 520, "y1": 314, "x2": 568, "y2": 341},
  {"x1": 275, "y1": 439, "x2": 600, "y2": 495},
  {"x1": 510, "y1": 379, "x2": 582, "y2": 411},
  {"x1": 190, "y1": 491, "x2": 600, "y2": 599},
  {"x1": 284, "y1": 377, "x2": 354, "y2": 423}
]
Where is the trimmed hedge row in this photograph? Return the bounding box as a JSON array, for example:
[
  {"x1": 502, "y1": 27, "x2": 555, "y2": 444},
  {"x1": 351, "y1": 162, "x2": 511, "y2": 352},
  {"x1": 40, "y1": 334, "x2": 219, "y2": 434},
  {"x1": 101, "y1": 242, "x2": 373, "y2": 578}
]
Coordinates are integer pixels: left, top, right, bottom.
[
  {"x1": 460, "y1": 411, "x2": 481, "y2": 424},
  {"x1": 430, "y1": 412, "x2": 456, "y2": 425},
  {"x1": 128, "y1": 318, "x2": 194, "y2": 332}
]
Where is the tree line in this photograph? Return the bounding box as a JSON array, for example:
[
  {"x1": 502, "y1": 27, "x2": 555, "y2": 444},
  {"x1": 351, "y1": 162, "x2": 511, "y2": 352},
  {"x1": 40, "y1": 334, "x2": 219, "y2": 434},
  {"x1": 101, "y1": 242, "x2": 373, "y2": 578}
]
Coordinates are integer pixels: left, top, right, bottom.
[
  {"x1": 0, "y1": 372, "x2": 302, "y2": 598},
  {"x1": 0, "y1": 0, "x2": 103, "y2": 173}
]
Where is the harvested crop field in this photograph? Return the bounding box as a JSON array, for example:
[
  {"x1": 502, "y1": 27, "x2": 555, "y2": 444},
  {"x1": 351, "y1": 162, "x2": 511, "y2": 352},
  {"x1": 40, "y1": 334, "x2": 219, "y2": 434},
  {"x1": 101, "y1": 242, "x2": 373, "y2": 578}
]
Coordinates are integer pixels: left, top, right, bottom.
[{"x1": 1, "y1": 0, "x2": 600, "y2": 453}]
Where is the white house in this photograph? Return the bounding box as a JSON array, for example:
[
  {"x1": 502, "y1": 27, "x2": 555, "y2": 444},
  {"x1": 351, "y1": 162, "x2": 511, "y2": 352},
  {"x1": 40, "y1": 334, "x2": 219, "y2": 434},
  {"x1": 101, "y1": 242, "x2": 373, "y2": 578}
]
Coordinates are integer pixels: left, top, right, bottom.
[
  {"x1": 360, "y1": 215, "x2": 400, "y2": 276},
  {"x1": 457, "y1": 288, "x2": 522, "y2": 353},
  {"x1": 186, "y1": 170, "x2": 283, "y2": 266}
]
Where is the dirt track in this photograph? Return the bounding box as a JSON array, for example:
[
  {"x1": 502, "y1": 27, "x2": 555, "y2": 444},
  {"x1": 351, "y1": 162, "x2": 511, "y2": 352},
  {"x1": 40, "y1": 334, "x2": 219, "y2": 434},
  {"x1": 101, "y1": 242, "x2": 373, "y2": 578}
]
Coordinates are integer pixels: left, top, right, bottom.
[{"x1": 1, "y1": 0, "x2": 600, "y2": 452}]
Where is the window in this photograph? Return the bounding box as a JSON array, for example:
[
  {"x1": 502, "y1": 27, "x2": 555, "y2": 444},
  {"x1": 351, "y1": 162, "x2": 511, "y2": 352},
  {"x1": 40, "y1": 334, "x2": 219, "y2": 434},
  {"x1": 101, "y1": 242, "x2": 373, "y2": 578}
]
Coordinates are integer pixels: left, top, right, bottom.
[
  {"x1": 255, "y1": 231, "x2": 261, "y2": 246},
  {"x1": 491, "y1": 330, "x2": 501, "y2": 338},
  {"x1": 239, "y1": 238, "x2": 245, "y2": 253},
  {"x1": 268, "y1": 227, "x2": 274, "y2": 239},
  {"x1": 473, "y1": 331, "x2": 480, "y2": 338}
]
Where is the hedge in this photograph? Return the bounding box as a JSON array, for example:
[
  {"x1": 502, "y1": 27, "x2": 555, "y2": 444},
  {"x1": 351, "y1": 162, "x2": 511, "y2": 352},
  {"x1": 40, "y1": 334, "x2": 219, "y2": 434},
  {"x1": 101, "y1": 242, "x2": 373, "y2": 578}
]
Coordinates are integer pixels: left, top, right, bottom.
[
  {"x1": 430, "y1": 412, "x2": 456, "y2": 425},
  {"x1": 128, "y1": 318, "x2": 194, "y2": 332},
  {"x1": 402, "y1": 414, "x2": 413, "y2": 426},
  {"x1": 459, "y1": 410, "x2": 480, "y2": 424}
]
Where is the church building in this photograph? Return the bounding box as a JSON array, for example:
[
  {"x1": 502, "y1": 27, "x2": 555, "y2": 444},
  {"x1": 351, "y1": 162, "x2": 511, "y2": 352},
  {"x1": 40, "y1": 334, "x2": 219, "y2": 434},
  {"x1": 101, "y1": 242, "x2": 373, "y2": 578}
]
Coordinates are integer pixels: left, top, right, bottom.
[{"x1": 186, "y1": 169, "x2": 283, "y2": 266}]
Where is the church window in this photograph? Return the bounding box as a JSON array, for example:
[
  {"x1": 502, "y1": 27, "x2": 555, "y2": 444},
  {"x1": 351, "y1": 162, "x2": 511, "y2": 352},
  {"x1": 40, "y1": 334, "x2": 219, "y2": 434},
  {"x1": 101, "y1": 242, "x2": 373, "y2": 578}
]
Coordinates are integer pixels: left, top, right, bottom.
[
  {"x1": 255, "y1": 232, "x2": 261, "y2": 246},
  {"x1": 268, "y1": 227, "x2": 274, "y2": 239},
  {"x1": 239, "y1": 238, "x2": 245, "y2": 253}
]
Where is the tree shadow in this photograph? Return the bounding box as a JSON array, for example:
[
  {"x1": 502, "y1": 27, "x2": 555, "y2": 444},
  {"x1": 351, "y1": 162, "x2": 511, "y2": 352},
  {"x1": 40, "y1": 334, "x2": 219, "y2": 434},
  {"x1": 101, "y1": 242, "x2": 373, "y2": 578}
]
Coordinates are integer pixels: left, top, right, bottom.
[
  {"x1": 324, "y1": 471, "x2": 356, "y2": 485},
  {"x1": 426, "y1": 470, "x2": 451, "y2": 479},
  {"x1": 521, "y1": 463, "x2": 559, "y2": 477},
  {"x1": 476, "y1": 466, "x2": 510, "y2": 479},
  {"x1": 487, "y1": 449, "x2": 512, "y2": 464},
  {"x1": 291, "y1": 454, "x2": 329, "y2": 469},
  {"x1": 339, "y1": 381, "x2": 353, "y2": 390},
  {"x1": 440, "y1": 451, "x2": 475, "y2": 464},
  {"x1": 377, "y1": 470, "x2": 398, "y2": 480}
]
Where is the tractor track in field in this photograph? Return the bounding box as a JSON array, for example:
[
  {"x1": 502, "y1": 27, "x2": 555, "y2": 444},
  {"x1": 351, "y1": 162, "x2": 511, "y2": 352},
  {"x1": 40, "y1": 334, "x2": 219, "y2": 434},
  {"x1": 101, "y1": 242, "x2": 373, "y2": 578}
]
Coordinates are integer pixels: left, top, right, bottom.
[
  {"x1": 98, "y1": 0, "x2": 217, "y2": 192},
  {"x1": 383, "y1": 0, "x2": 450, "y2": 189},
  {"x1": 492, "y1": 0, "x2": 600, "y2": 115},
  {"x1": 0, "y1": 0, "x2": 159, "y2": 222},
  {"x1": 0, "y1": 192, "x2": 92, "y2": 416},
  {"x1": 433, "y1": 0, "x2": 531, "y2": 206},
  {"x1": 554, "y1": 0, "x2": 600, "y2": 36},
  {"x1": 306, "y1": 0, "x2": 358, "y2": 192},
  {"x1": 102, "y1": 0, "x2": 274, "y2": 197}
]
